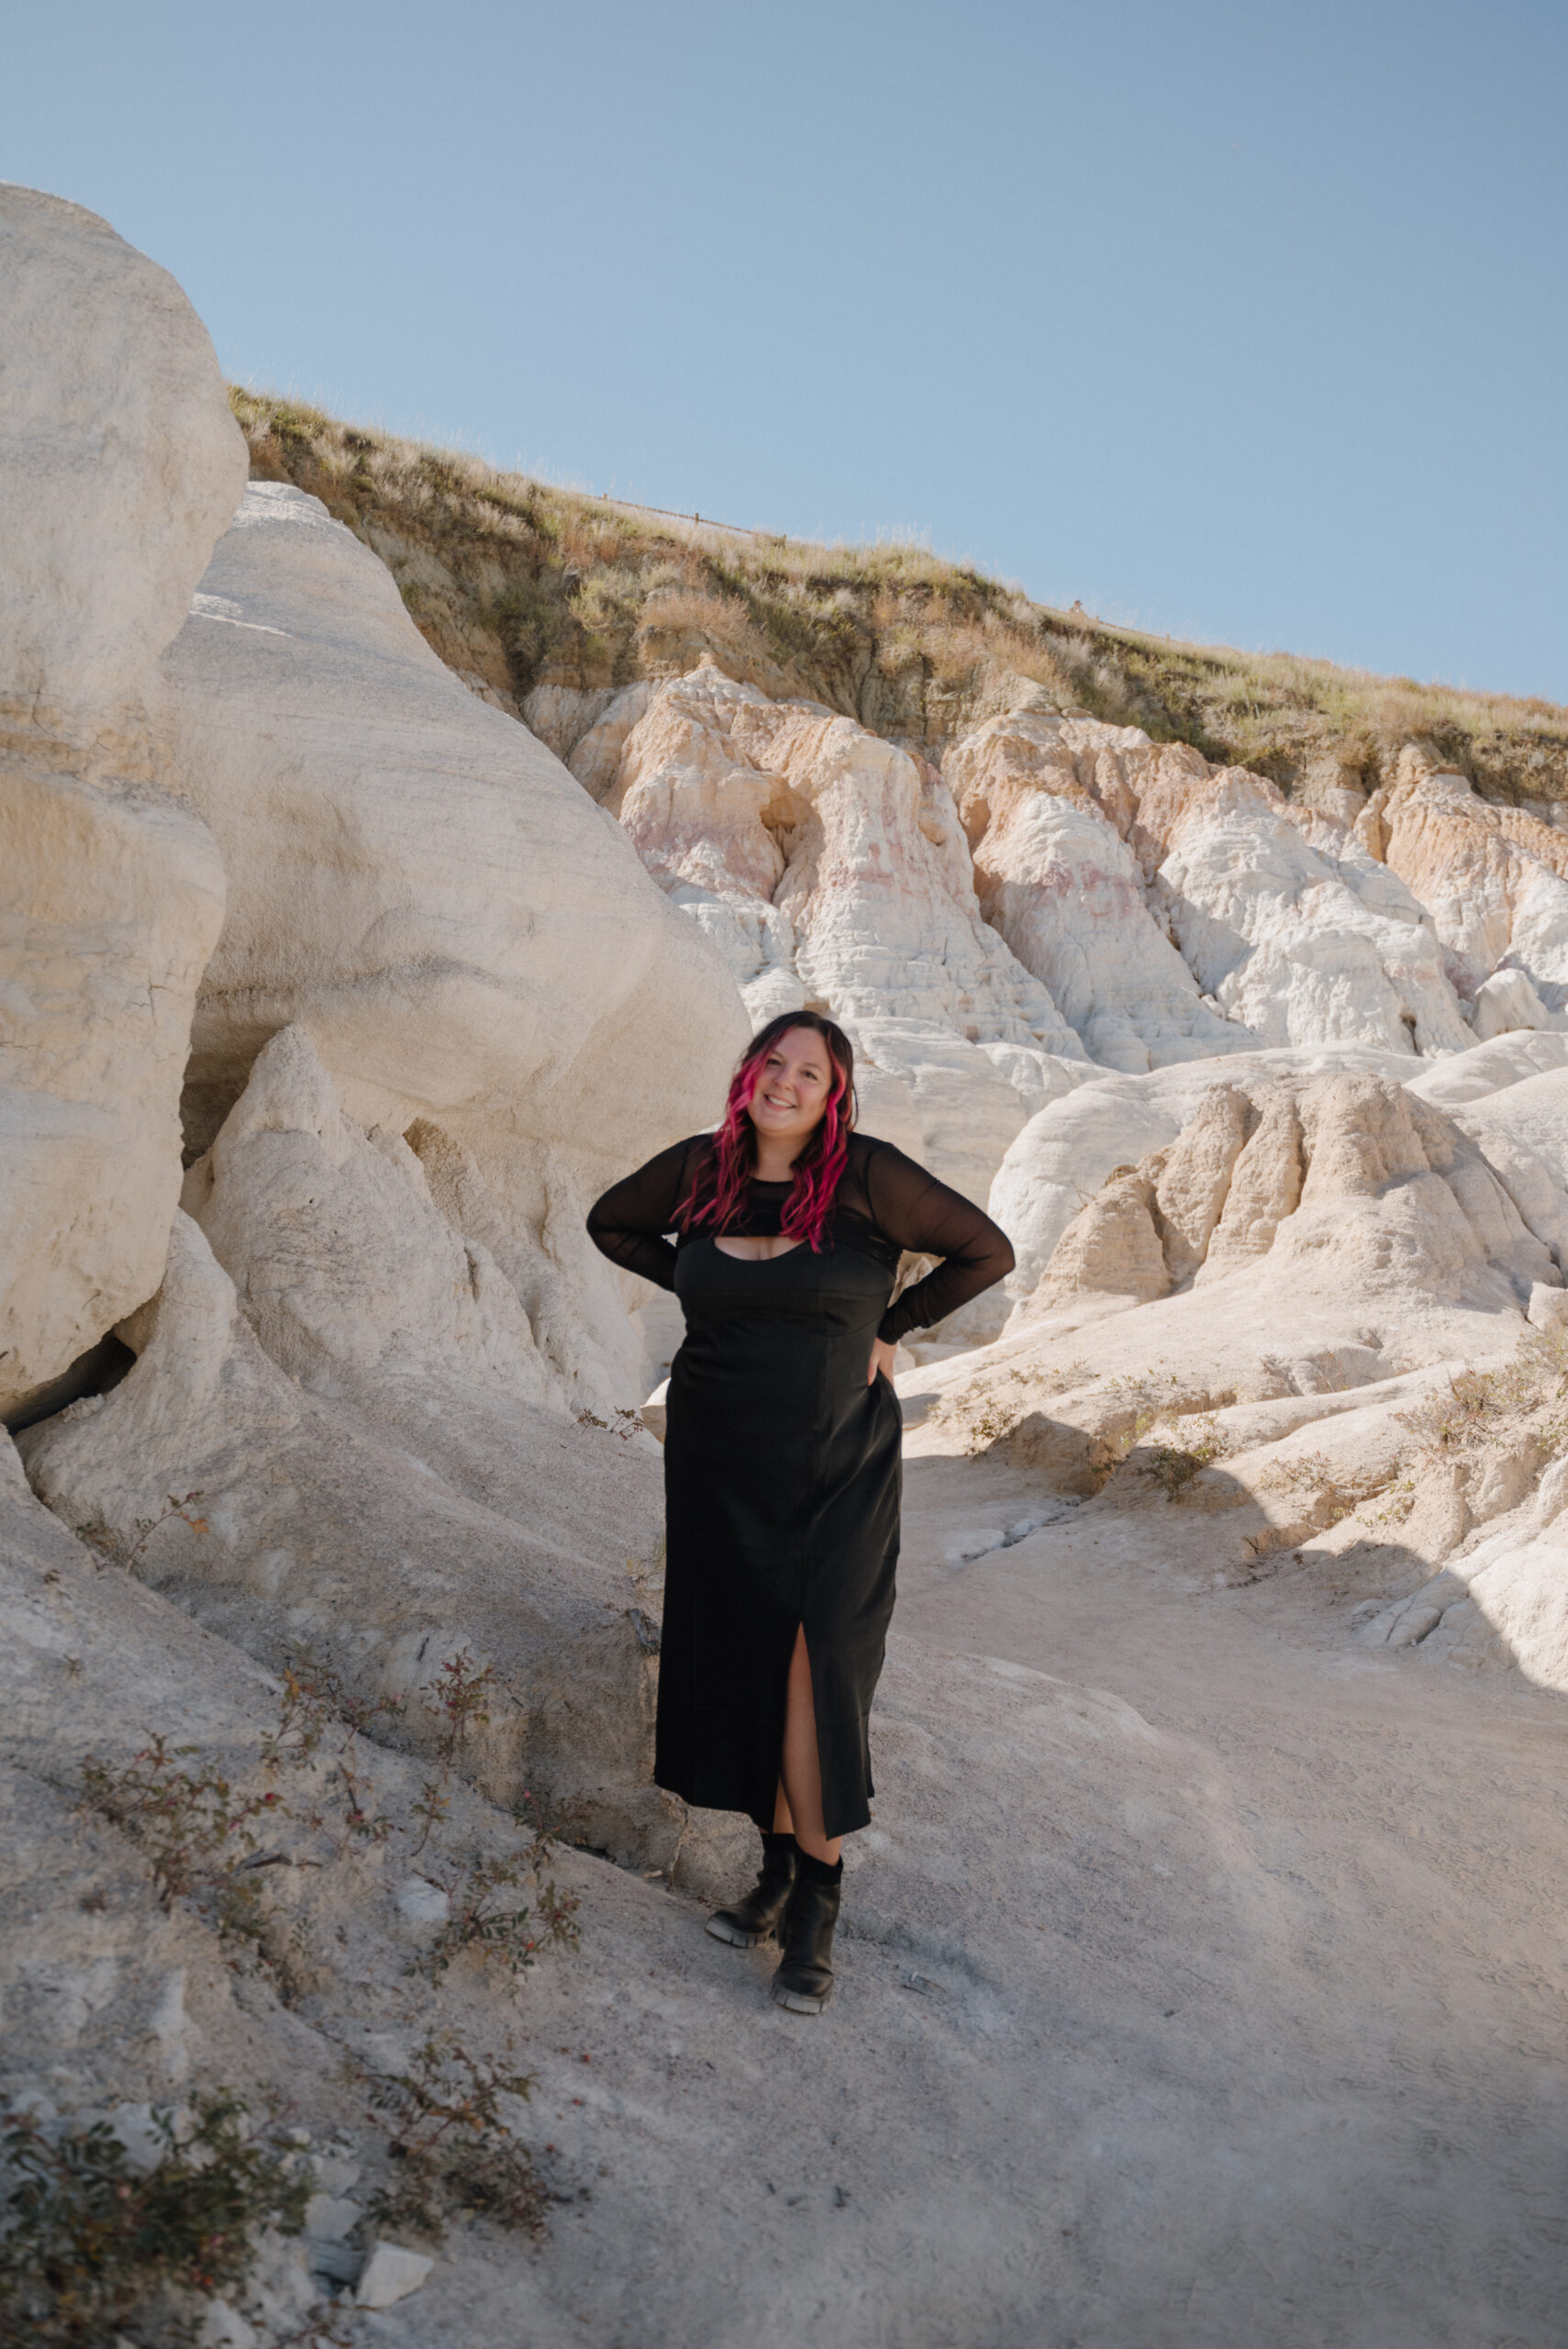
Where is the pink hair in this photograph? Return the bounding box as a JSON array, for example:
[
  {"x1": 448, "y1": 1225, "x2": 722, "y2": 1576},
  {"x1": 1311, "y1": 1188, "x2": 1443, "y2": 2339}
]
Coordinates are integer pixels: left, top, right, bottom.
[{"x1": 686, "y1": 1014, "x2": 854, "y2": 1252}]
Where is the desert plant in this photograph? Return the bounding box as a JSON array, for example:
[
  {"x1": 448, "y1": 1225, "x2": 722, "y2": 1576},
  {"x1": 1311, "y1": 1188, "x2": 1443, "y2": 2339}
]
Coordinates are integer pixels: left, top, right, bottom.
[
  {"x1": 359, "y1": 2034, "x2": 546, "y2": 2241},
  {"x1": 575, "y1": 1406, "x2": 644, "y2": 1439},
  {"x1": 260, "y1": 1655, "x2": 399, "y2": 1854},
  {"x1": 408, "y1": 1798, "x2": 580, "y2": 1988},
  {"x1": 1136, "y1": 1413, "x2": 1227, "y2": 1497},
  {"x1": 1396, "y1": 1327, "x2": 1568, "y2": 1456},
  {"x1": 0, "y1": 2092, "x2": 307, "y2": 2347},
  {"x1": 75, "y1": 1490, "x2": 206, "y2": 1574},
  {"x1": 79, "y1": 1736, "x2": 284, "y2": 1910},
  {"x1": 408, "y1": 1651, "x2": 498, "y2": 1858}
]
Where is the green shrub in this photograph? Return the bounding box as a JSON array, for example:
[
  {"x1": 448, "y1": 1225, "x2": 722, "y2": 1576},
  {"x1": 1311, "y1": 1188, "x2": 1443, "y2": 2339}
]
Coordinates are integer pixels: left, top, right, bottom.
[
  {"x1": 360, "y1": 2034, "x2": 546, "y2": 2242},
  {"x1": 0, "y1": 2092, "x2": 307, "y2": 2346}
]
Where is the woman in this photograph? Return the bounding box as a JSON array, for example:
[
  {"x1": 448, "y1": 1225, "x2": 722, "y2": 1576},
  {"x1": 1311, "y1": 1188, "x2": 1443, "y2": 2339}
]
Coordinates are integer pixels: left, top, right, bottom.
[{"x1": 586, "y1": 1011, "x2": 1015, "y2": 2013}]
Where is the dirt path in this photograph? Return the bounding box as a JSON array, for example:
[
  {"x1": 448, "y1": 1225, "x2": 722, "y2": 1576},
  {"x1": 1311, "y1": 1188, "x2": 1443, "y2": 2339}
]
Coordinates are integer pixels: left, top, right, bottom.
[{"x1": 418, "y1": 1439, "x2": 1568, "y2": 2349}]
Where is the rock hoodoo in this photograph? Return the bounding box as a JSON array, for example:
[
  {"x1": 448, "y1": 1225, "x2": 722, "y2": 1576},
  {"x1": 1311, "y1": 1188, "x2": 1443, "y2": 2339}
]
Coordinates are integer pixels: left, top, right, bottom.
[{"x1": 0, "y1": 187, "x2": 246, "y2": 1420}]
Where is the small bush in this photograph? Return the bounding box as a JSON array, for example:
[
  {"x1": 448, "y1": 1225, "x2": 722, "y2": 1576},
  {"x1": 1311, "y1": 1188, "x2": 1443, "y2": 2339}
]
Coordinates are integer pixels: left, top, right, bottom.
[
  {"x1": 261, "y1": 1656, "x2": 399, "y2": 1853},
  {"x1": 0, "y1": 2092, "x2": 307, "y2": 2347},
  {"x1": 76, "y1": 1490, "x2": 206, "y2": 1574},
  {"x1": 80, "y1": 1736, "x2": 284, "y2": 1913},
  {"x1": 964, "y1": 1400, "x2": 1016, "y2": 1453},
  {"x1": 408, "y1": 1650, "x2": 497, "y2": 1856},
  {"x1": 409, "y1": 1802, "x2": 580, "y2": 1988},
  {"x1": 1137, "y1": 1413, "x2": 1221, "y2": 1497},
  {"x1": 1396, "y1": 1328, "x2": 1568, "y2": 1456},
  {"x1": 360, "y1": 2034, "x2": 546, "y2": 2242}
]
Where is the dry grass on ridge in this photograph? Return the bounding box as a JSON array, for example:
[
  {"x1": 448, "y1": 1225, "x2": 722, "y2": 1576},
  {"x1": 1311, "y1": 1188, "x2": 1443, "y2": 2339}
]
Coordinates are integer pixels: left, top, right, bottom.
[{"x1": 230, "y1": 386, "x2": 1568, "y2": 804}]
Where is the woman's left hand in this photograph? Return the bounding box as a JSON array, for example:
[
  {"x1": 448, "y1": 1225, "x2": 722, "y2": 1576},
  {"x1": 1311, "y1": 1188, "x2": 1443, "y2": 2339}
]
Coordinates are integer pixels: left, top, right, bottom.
[{"x1": 868, "y1": 1337, "x2": 897, "y2": 1386}]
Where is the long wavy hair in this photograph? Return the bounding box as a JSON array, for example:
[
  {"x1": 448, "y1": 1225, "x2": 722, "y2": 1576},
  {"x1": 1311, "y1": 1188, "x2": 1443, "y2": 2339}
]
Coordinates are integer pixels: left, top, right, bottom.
[{"x1": 686, "y1": 1011, "x2": 856, "y2": 1252}]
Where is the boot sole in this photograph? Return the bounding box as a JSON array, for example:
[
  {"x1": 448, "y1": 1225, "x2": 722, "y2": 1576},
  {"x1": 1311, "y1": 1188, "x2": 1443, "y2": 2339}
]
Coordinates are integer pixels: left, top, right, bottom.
[
  {"x1": 771, "y1": 1980, "x2": 832, "y2": 2014},
  {"x1": 706, "y1": 1917, "x2": 773, "y2": 1948}
]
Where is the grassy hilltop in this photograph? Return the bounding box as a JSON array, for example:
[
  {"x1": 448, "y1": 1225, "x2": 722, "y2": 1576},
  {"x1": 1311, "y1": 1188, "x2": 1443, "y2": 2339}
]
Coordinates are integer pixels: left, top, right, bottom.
[{"x1": 232, "y1": 387, "x2": 1568, "y2": 807}]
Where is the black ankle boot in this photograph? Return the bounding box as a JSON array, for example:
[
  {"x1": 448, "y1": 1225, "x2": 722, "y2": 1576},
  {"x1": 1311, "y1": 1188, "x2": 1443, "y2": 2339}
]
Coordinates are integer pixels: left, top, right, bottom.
[
  {"x1": 706, "y1": 1831, "x2": 799, "y2": 1948},
  {"x1": 771, "y1": 1855, "x2": 841, "y2": 2013}
]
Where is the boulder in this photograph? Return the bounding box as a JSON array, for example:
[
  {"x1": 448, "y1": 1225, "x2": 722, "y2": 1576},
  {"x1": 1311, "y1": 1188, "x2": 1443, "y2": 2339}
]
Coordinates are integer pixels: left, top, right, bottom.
[
  {"x1": 1470, "y1": 965, "x2": 1562, "y2": 1041},
  {"x1": 163, "y1": 485, "x2": 749, "y2": 1403},
  {"x1": 183, "y1": 1024, "x2": 556, "y2": 1413},
  {"x1": 0, "y1": 188, "x2": 247, "y2": 1420},
  {"x1": 1451, "y1": 1067, "x2": 1568, "y2": 1274},
  {"x1": 1031, "y1": 1167, "x2": 1172, "y2": 1312},
  {"x1": 0, "y1": 188, "x2": 246, "y2": 741}
]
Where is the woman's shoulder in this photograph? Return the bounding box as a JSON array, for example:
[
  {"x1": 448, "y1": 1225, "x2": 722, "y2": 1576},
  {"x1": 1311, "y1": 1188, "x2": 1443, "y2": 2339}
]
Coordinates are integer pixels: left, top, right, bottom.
[
  {"x1": 641, "y1": 1131, "x2": 714, "y2": 1174},
  {"x1": 846, "y1": 1130, "x2": 917, "y2": 1172}
]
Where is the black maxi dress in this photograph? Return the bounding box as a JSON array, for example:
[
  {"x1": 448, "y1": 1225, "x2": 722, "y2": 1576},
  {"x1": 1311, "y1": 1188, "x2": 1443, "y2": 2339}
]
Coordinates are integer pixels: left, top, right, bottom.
[{"x1": 586, "y1": 1131, "x2": 1015, "y2": 1841}]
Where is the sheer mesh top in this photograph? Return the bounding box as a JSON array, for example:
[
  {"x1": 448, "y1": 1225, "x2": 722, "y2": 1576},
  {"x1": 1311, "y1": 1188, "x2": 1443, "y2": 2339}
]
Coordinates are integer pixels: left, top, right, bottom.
[{"x1": 586, "y1": 1131, "x2": 1016, "y2": 1344}]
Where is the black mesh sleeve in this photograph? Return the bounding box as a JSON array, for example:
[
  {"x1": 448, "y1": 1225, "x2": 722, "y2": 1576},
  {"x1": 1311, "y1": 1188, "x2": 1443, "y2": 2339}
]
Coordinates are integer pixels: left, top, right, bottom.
[
  {"x1": 862, "y1": 1141, "x2": 1016, "y2": 1343},
  {"x1": 585, "y1": 1137, "x2": 701, "y2": 1292}
]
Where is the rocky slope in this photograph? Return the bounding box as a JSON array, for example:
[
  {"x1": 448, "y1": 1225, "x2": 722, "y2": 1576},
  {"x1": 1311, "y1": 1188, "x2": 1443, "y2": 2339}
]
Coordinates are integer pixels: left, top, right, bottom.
[{"x1": 6, "y1": 186, "x2": 1568, "y2": 2347}]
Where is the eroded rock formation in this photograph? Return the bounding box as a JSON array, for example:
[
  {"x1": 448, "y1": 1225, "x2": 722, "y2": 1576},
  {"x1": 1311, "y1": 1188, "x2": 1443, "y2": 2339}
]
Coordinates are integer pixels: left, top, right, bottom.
[
  {"x1": 163, "y1": 482, "x2": 750, "y2": 1406},
  {"x1": 593, "y1": 660, "x2": 1091, "y2": 1201},
  {"x1": 11, "y1": 184, "x2": 1568, "y2": 2349},
  {"x1": 0, "y1": 189, "x2": 246, "y2": 1419}
]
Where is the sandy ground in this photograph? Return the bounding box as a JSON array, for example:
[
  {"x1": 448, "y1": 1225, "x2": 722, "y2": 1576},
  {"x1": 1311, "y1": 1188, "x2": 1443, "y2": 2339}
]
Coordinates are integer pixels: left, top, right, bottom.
[{"x1": 350, "y1": 1428, "x2": 1568, "y2": 2349}]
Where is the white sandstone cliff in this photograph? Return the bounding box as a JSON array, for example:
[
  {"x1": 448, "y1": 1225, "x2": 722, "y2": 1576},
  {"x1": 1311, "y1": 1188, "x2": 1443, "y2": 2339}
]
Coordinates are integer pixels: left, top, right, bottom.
[
  {"x1": 162, "y1": 483, "x2": 751, "y2": 1407},
  {"x1": 0, "y1": 187, "x2": 246, "y2": 1419}
]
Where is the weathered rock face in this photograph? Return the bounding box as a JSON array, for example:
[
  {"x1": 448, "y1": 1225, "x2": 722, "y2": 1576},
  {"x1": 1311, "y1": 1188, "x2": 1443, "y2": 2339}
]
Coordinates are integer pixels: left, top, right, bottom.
[
  {"x1": 0, "y1": 189, "x2": 247, "y2": 1422},
  {"x1": 15, "y1": 194, "x2": 1568, "y2": 2345},
  {"x1": 1022, "y1": 1066, "x2": 1553, "y2": 1326},
  {"x1": 946, "y1": 708, "x2": 1473, "y2": 1069},
  {"x1": 598, "y1": 660, "x2": 1091, "y2": 1201},
  {"x1": 183, "y1": 1024, "x2": 558, "y2": 1412},
  {"x1": 1155, "y1": 774, "x2": 1472, "y2": 1055},
  {"x1": 163, "y1": 484, "x2": 751, "y2": 1404},
  {"x1": 0, "y1": 189, "x2": 248, "y2": 743},
  {"x1": 947, "y1": 713, "x2": 1250, "y2": 1073},
  {"x1": 17, "y1": 1208, "x2": 678, "y2": 1864},
  {"x1": 905, "y1": 1051, "x2": 1568, "y2": 1657},
  {"x1": 1376, "y1": 760, "x2": 1568, "y2": 1015},
  {"x1": 567, "y1": 674, "x2": 1568, "y2": 1239},
  {"x1": 1443, "y1": 1066, "x2": 1568, "y2": 1275},
  {"x1": 988, "y1": 1043, "x2": 1418, "y2": 1306}
]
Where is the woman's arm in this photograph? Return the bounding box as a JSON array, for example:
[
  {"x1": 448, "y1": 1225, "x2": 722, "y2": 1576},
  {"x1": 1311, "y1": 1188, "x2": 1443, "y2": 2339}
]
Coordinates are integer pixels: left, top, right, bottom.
[
  {"x1": 585, "y1": 1138, "x2": 699, "y2": 1291},
  {"x1": 862, "y1": 1142, "x2": 1017, "y2": 1343}
]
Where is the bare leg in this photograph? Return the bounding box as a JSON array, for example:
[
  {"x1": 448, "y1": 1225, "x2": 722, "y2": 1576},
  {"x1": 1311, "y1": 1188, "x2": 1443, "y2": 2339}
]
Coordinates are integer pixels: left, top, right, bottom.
[{"x1": 778, "y1": 1624, "x2": 841, "y2": 1866}]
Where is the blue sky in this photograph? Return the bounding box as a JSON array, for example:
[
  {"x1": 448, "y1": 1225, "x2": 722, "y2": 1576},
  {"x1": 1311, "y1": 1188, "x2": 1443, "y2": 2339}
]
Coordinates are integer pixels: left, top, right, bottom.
[{"x1": 6, "y1": 1, "x2": 1565, "y2": 700}]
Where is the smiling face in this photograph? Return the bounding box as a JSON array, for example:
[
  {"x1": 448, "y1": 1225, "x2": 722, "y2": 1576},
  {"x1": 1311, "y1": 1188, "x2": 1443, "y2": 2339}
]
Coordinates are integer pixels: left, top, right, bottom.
[{"x1": 746, "y1": 1025, "x2": 837, "y2": 1154}]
